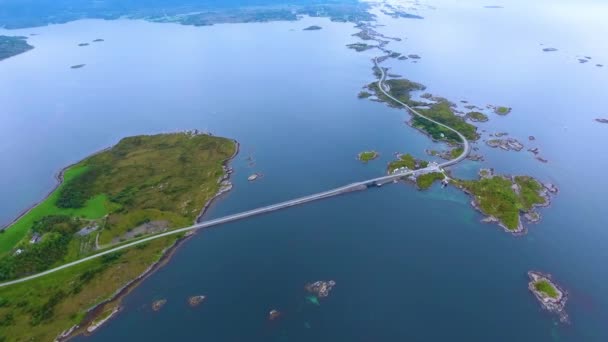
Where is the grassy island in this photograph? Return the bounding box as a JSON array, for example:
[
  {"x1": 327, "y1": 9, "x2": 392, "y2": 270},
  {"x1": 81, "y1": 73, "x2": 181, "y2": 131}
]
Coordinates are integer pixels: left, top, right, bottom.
[
  {"x1": 534, "y1": 279, "x2": 559, "y2": 298},
  {"x1": 416, "y1": 172, "x2": 444, "y2": 189},
  {"x1": 0, "y1": 132, "x2": 236, "y2": 341},
  {"x1": 466, "y1": 111, "x2": 489, "y2": 122},
  {"x1": 358, "y1": 91, "x2": 372, "y2": 99},
  {"x1": 358, "y1": 151, "x2": 379, "y2": 163},
  {"x1": 346, "y1": 43, "x2": 375, "y2": 52},
  {"x1": 388, "y1": 154, "x2": 428, "y2": 173},
  {"x1": 454, "y1": 175, "x2": 547, "y2": 231},
  {"x1": 303, "y1": 25, "x2": 322, "y2": 30},
  {"x1": 412, "y1": 102, "x2": 479, "y2": 143},
  {"x1": 0, "y1": 36, "x2": 34, "y2": 61},
  {"x1": 494, "y1": 106, "x2": 512, "y2": 115}
]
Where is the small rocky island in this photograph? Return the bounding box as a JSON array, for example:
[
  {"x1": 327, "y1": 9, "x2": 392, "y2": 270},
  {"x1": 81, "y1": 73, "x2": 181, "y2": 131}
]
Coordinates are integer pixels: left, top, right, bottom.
[
  {"x1": 493, "y1": 106, "x2": 512, "y2": 115},
  {"x1": 268, "y1": 309, "x2": 281, "y2": 320},
  {"x1": 0, "y1": 35, "x2": 34, "y2": 61},
  {"x1": 188, "y1": 295, "x2": 206, "y2": 307},
  {"x1": 305, "y1": 280, "x2": 336, "y2": 298},
  {"x1": 528, "y1": 271, "x2": 569, "y2": 323},
  {"x1": 358, "y1": 150, "x2": 379, "y2": 163},
  {"x1": 152, "y1": 299, "x2": 167, "y2": 311},
  {"x1": 248, "y1": 173, "x2": 262, "y2": 182},
  {"x1": 303, "y1": 25, "x2": 322, "y2": 31},
  {"x1": 486, "y1": 137, "x2": 524, "y2": 151},
  {"x1": 466, "y1": 111, "x2": 489, "y2": 122}
]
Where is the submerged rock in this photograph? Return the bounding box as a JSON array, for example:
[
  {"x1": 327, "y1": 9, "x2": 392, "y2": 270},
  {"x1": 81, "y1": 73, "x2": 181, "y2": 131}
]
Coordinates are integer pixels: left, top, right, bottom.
[
  {"x1": 188, "y1": 295, "x2": 206, "y2": 307},
  {"x1": 268, "y1": 309, "x2": 281, "y2": 320},
  {"x1": 305, "y1": 280, "x2": 336, "y2": 298},
  {"x1": 152, "y1": 299, "x2": 167, "y2": 312}
]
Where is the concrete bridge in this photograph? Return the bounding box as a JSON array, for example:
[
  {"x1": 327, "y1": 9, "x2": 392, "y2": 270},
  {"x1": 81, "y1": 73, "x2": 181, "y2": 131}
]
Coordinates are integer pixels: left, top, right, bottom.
[{"x1": 0, "y1": 57, "x2": 470, "y2": 288}]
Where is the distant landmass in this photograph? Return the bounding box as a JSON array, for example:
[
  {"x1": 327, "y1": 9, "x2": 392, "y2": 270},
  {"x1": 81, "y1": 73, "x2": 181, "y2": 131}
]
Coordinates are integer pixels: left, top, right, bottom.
[
  {"x1": 0, "y1": 36, "x2": 34, "y2": 61},
  {"x1": 0, "y1": 0, "x2": 372, "y2": 29}
]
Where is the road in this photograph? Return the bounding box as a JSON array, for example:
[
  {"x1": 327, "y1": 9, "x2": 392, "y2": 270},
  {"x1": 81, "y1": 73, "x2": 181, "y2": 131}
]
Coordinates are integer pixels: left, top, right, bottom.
[{"x1": 0, "y1": 57, "x2": 470, "y2": 288}]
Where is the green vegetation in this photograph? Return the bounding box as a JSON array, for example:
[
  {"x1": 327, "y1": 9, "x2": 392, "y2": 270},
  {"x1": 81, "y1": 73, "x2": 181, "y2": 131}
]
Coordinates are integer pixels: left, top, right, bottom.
[
  {"x1": 412, "y1": 102, "x2": 479, "y2": 143},
  {"x1": 416, "y1": 172, "x2": 444, "y2": 190},
  {"x1": 367, "y1": 77, "x2": 477, "y2": 144},
  {"x1": 534, "y1": 280, "x2": 559, "y2": 298},
  {"x1": 466, "y1": 111, "x2": 489, "y2": 122},
  {"x1": 358, "y1": 91, "x2": 372, "y2": 99},
  {"x1": 455, "y1": 175, "x2": 547, "y2": 230},
  {"x1": 0, "y1": 236, "x2": 176, "y2": 342},
  {"x1": 0, "y1": 165, "x2": 111, "y2": 255},
  {"x1": 0, "y1": 36, "x2": 33, "y2": 61},
  {"x1": 388, "y1": 154, "x2": 427, "y2": 173},
  {"x1": 0, "y1": 133, "x2": 235, "y2": 341},
  {"x1": 494, "y1": 106, "x2": 512, "y2": 115},
  {"x1": 346, "y1": 43, "x2": 375, "y2": 52},
  {"x1": 303, "y1": 25, "x2": 322, "y2": 30},
  {"x1": 368, "y1": 78, "x2": 426, "y2": 106},
  {"x1": 450, "y1": 147, "x2": 464, "y2": 159},
  {"x1": 358, "y1": 151, "x2": 378, "y2": 163}
]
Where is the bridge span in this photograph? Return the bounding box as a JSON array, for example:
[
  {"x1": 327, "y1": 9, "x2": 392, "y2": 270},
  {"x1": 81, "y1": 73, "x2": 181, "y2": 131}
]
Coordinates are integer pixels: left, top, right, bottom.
[{"x1": 0, "y1": 57, "x2": 470, "y2": 288}]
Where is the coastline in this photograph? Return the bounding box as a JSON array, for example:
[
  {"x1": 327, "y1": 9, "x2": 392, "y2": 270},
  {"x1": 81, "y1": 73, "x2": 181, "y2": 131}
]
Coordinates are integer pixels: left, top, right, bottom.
[
  {"x1": 58, "y1": 137, "x2": 240, "y2": 341},
  {"x1": 0, "y1": 147, "x2": 110, "y2": 231}
]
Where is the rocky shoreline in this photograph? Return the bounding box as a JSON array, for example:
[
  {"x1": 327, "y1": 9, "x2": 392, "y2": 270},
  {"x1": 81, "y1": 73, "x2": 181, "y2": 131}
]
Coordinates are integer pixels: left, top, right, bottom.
[{"x1": 528, "y1": 271, "x2": 569, "y2": 323}]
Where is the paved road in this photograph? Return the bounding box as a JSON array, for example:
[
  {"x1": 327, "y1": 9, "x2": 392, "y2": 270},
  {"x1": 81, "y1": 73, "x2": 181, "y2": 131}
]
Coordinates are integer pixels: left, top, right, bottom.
[
  {"x1": 0, "y1": 58, "x2": 470, "y2": 288},
  {"x1": 372, "y1": 57, "x2": 471, "y2": 167}
]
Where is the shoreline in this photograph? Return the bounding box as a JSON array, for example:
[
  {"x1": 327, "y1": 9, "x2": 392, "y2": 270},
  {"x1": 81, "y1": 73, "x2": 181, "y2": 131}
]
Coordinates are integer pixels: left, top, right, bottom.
[
  {"x1": 59, "y1": 137, "x2": 240, "y2": 341},
  {"x1": 0, "y1": 147, "x2": 111, "y2": 231}
]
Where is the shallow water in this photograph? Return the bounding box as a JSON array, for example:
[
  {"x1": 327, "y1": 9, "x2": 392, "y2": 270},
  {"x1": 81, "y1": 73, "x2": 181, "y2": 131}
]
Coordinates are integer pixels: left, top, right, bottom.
[{"x1": 1, "y1": 0, "x2": 608, "y2": 340}]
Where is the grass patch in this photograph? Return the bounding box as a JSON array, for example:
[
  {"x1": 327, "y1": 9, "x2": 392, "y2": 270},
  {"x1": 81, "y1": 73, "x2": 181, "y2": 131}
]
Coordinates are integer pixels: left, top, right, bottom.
[
  {"x1": 466, "y1": 111, "x2": 489, "y2": 122},
  {"x1": 416, "y1": 172, "x2": 444, "y2": 190},
  {"x1": 358, "y1": 151, "x2": 378, "y2": 163},
  {"x1": 534, "y1": 280, "x2": 559, "y2": 298},
  {"x1": 494, "y1": 106, "x2": 512, "y2": 115},
  {"x1": 412, "y1": 102, "x2": 479, "y2": 143},
  {"x1": 450, "y1": 147, "x2": 464, "y2": 159},
  {"x1": 0, "y1": 166, "x2": 111, "y2": 255},
  {"x1": 0, "y1": 236, "x2": 175, "y2": 342},
  {"x1": 388, "y1": 154, "x2": 427, "y2": 173}
]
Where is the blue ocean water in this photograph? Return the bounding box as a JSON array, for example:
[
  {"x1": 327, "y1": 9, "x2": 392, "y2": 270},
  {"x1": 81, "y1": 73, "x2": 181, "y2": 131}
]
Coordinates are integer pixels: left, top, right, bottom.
[{"x1": 1, "y1": 1, "x2": 607, "y2": 340}]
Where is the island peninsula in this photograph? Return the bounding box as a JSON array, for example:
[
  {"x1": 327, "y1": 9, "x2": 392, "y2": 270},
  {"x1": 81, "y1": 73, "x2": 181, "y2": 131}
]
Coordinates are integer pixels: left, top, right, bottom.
[{"x1": 0, "y1": 132, "x2": 237, "y2": 341}]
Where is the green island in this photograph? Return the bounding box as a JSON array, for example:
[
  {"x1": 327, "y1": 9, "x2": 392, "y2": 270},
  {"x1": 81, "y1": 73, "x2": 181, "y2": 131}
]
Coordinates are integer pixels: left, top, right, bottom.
[
  {"x1": 0, "y1": 132, "x2": 236, "y2": 341},
  {"x1": 0, "y1": 36, "x2": 34, "y2": 61},
  {"x1": 534, "y1": 279, "x2": 559, "y2": 298},
  {"x1": 366, "y1": 78, "x2": 479, "y2": 144},
  {"x1": 415, "y1": 172, "x2": 445, "y2": 190},
  {"x1": 357, "y1": 151, "x2": 379, "y2": 163},
  {"x1": 387, "y1": 153, "x2": 428, "y2": 173},
  {"x1": 466, "y1": 111, "x2": 489, "y2": 122},
  {"x1": 303, "y1": 25, "x2": 322, "y2": 30},
  {"x1": 346, "y1": 43, "x2": 375, "y2": 52},
  {"x1": 494, "y1": 106, "x2": 512, "y2": 115},
  {"x1": 452, "y1": 173, "x2": 548, "y2": 231},
  {"x1": 357, "y1": 91, "x2": 372, "y2": 99}
]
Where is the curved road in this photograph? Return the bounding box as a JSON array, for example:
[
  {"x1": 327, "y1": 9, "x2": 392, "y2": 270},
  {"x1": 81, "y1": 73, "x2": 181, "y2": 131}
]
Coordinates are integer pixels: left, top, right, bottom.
[{"x1": 0, "y1": 58, "x2": 470, "y2": 288}]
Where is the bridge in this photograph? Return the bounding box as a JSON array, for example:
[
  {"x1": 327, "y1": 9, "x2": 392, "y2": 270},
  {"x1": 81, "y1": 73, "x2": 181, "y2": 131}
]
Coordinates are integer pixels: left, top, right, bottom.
[{"x1": 0, "y1": 57, "x2": 470, "y2": 288}]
